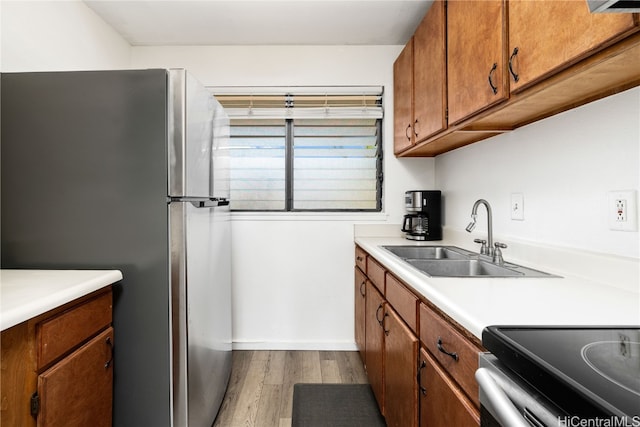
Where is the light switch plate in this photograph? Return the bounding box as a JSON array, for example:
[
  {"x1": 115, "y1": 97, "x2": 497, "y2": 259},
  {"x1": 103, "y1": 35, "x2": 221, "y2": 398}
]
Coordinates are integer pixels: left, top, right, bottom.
[{"x1": 511, "y1": 193, "x2": 524, "y2": 221}]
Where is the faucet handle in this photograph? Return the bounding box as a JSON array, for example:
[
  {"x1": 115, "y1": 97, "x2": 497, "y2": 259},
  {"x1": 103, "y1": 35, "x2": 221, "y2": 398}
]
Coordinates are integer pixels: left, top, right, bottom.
[
  {"x1": 474, "y1": 238, "x2": 488, "y2": 255},
  {"x1": 493, "y1": 242, "x2": 507, "y2": 265}
]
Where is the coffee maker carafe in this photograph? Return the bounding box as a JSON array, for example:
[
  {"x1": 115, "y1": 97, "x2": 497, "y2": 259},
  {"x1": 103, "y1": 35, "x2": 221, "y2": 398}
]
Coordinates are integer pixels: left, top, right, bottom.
[{"x1": 402, "y1": 190, "x2": 442, "y2": 241}]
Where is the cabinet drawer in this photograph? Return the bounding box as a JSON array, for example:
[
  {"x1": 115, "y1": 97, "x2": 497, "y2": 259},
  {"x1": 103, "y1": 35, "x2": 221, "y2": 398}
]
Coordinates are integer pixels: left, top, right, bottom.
[
  {"x1": 366, "y1": 257, "x2": 385, "y2": 294},
  {"x1": 355, "y1": 246, "x2": 367, "y2": 273},
  {"x1": 37, "y1": 290, "x2": 112, "y2": 369},
  {"x1": 419, "y1": 303, "x2": 481, "y2": 407},
  {"x1": 385, "y1": 273, "x2": 418, "y2": 334}
]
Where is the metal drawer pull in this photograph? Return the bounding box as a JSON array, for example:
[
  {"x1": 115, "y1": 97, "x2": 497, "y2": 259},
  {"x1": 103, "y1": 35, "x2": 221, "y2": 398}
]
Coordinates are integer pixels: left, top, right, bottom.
[
  {"x1": 508, "y1": 47, "x2": 520, "y2": 82},
  {"x1": 383, "y1": 313, "x2": 390, "y2": 336},
  {"x1": 417, "y1": 360, "x2": 427, "y2": 396},
  {"x1": 105, "y1": 336, "x2": 114, "y2": 368},
  {"x1": 359, "y1": 281, "x2": 366, "y2": 296},
  {"x1": 437, "y1": 337, "x2": 459, "y2": 361},
  {"x1": 488, "y1": 63, "x2": 498, "y2": 95}
]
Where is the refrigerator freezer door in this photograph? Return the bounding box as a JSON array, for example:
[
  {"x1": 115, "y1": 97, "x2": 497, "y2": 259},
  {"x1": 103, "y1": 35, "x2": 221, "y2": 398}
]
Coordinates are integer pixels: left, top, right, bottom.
[
  {"x1": 168, "y1": 69, "x2": 224, "y2": 198},
  {"x1": 169, "y1": 201, "x2": 232, "y2": 427}
]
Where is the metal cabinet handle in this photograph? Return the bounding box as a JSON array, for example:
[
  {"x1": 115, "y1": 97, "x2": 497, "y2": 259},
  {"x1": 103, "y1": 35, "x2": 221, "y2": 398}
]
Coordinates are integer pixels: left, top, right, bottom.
[
  {"x1": 417, "y1": 360, "x2": 427, "y2": 396},
  {"x1": 508, "y1": 47, "x2": 520, "y2": 82},
  {"x1": 488, "y1": 63, "x2": 498, "y2": 95},
  {"x1": 413, "y1": 119, "x2": 419, "y2": 138},
  {"x1": 383, "y1": 313, "x2": 390, "y2": 336},
  {"x1": 105, "y1": 336, "x2": 114, "y2": 369},
  {"x1": 359, "y1": 281, "x2": 366, "y2": 297},
  {"x1": 475, "y1": 368, "x2": 530, "y2": 427},
  {"x1": 375, "y1": 303, "x2": 384, "y2": 324},
  {"x1": 437, "y1": 337, "x2": 459, "y2": 361},
  {"x1": 405, "y1": 123, "x2": 412, "y2": 141},
  {"x1": 356, "y1": 255, "x2": 364, "y2": 262}
]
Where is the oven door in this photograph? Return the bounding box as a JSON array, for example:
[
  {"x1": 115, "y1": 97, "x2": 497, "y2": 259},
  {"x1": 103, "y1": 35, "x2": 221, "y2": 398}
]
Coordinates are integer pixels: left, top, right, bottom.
[{"x1": 477, "y1": 354, "x2": 565, "y2": 427}]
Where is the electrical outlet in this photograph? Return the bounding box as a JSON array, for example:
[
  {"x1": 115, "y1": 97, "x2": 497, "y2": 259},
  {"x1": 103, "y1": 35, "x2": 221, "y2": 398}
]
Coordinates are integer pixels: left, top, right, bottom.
[
  {"x1": 511, "y1": 193, "x2": 524, "y2": 221},
  {"x1": 608, "y1": 191, "x2": 638, "y2": 231},
  {"x1": 615, "y1": 199, "x2": 627, "y2": 222}
]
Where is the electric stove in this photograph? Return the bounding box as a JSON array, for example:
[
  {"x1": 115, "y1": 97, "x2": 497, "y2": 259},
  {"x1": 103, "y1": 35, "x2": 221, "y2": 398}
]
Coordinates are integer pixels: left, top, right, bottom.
[{"x1": 482, "y1": 326, "x2": 640, "y2": 423}]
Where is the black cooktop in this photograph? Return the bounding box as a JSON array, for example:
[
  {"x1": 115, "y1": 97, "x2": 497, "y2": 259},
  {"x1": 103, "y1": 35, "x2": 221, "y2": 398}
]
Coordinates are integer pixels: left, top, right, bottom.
[{"x1": 483, "y1": 326, "x2": 640, "y2": 420}]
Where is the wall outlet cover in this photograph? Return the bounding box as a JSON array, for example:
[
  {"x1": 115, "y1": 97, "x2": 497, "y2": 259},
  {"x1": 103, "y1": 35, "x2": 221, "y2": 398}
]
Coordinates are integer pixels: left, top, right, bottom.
[{"x1": 608, "y1": 190, "x2": 638, "y2": 231}]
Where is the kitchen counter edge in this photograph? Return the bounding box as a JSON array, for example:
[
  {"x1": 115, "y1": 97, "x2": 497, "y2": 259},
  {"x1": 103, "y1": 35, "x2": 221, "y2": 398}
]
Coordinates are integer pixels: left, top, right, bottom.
[{"x1": 0, "y1": 269, "x2": 123, "y2": 331}]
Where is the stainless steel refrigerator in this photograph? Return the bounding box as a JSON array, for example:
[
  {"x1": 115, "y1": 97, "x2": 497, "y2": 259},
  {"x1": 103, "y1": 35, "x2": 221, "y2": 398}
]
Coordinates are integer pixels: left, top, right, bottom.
[{"x1": 1, "y1": 69, "x2": 232, "y2": 427}]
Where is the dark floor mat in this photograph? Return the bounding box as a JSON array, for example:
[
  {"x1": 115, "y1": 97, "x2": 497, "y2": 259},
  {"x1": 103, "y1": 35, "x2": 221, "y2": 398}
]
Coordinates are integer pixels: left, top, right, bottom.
[{"x1": 291, "y1": 383, "x2": 386, "y2": 427}]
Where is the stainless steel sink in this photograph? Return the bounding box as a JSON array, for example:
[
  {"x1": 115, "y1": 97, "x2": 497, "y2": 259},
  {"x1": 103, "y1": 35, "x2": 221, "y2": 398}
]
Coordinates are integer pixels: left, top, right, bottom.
[
  {"x1": 381, "y1": 245, "x2": 558, "y2": 278},
  {"x1": 407, "y1": 259, "x2": 523, "y2": 277},
  {"x1": 382, "y1": 245, "x2": 470, "y2": 260}
]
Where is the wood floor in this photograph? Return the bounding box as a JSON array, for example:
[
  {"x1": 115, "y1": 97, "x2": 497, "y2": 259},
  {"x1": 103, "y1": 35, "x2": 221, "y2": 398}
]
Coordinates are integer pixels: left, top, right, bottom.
[{"x1": 212, "y1": 350, "x2": 369, "y2": 427}]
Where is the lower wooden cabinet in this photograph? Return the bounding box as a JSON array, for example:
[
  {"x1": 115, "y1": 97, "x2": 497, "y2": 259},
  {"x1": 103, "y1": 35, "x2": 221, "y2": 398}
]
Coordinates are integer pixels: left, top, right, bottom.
[
  {"x1": 38, "y1": 328, "x2": 114, "y2": 427},
  {"x1": 365, "y1": 281, "x2": 386, "y2": 414},
  {"x1": 384, "y1": 307, "x2": 419, "y2": 427},
  {"x1": 419, "y1": 348, "x2": 480, "y2": 427},
  {"x1": 0, "y1": 288, "x2": 114, "y2": 427},
  {"x1": 354, "y1": 266, "x2": 367, "y2": 362},
  {"x1": 354, "y1": 245, "x2": 483, "y2": 427}
]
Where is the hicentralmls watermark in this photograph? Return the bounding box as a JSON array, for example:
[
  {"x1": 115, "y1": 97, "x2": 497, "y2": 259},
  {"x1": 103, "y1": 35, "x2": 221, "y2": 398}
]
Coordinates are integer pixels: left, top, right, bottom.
[{"x1": 558, "y1": 416, "x2": 640, "y2": 427}]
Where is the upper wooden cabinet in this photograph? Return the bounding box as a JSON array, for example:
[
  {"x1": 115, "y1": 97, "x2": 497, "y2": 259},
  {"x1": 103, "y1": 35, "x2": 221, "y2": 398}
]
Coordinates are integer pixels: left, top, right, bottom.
[
  {"x1": 413, "y1": 0, "x2": 447, "y2": 143},
  {"x1": 393, "y1": 0, "x2": 446, "y2": 154},
  {"x1": 395, "y1": 0, "x2": 640, "y2": 157},
  {"x1": 447, "y1": 0, "x2": 508, "y2": 125},
  {"x1": 393, "y1": 40, "x2": 414, "y2": 153},
  {"x1": 508, "y1": 0, "x2": 639, "y2": 92}
]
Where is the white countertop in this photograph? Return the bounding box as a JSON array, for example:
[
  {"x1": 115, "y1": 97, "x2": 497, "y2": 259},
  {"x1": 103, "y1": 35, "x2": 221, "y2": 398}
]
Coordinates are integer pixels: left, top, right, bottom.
[
  {"x1": 355, "y1": 235, "x2": 640, "y2": 340},
  {"x1": 0, "y1": 269, "x2": 123, "y2": 331}
]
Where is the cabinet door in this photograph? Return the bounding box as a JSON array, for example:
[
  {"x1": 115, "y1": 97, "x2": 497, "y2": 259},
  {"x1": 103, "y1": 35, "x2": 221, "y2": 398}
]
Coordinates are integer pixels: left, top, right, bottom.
[
  {"x1": 508, "y1": 0, "x2": 639, "y2": 92},
  {"x1": 447, "y1": 0, "x2": 507, "y2": 125},
  {"x1": 384, "y1": 307, "x2": 419, "y2": 427},
  {"x1": 365, "y1": 282, "x2": 386, "y2": 414},
  {"x1": 37, "y1": 328, "x2": 114, "y2": 427},
  {"x1": 413, "y1": 0, "x2": 447, "y2": 142},
  {"x1": 418, "y1": 348, "x2": 479, "y2": 427},
  {"x1": 354, "y1": 267, "x2": 367, "y2": 362},
  {"x1": 394, "y1": 39, "x2": 414, "y2": 154}
]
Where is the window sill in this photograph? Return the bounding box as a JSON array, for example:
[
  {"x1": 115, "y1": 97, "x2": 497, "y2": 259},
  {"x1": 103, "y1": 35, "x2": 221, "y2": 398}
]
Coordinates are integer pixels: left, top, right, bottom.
[{"x1": 230, "y1": 211, "x2": 389, "y2": 222}]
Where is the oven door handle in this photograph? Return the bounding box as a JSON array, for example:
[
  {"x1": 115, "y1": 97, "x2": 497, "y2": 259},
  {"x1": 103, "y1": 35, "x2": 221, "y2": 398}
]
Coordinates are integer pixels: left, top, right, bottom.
[{"x1": 476, "y1": 368, "x2": 531, "y2": 427}]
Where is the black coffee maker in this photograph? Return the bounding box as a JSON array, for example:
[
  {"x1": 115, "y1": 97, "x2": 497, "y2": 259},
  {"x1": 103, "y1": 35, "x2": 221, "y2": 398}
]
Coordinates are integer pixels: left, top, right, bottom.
[{"x1": 402, "y1": 190, "x2": 442, "y2": 241}]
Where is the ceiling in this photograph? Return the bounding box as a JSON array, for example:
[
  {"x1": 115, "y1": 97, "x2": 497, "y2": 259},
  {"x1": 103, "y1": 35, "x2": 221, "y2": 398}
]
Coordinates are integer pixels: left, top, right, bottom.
[{"x1": 83, "y1": 0, "x2": 433, "y2": 46}]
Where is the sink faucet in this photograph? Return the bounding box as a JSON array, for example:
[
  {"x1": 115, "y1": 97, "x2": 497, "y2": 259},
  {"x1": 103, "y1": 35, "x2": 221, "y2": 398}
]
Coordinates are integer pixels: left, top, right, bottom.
[{"x1": 465, "y1": 199, "x2": 494, "y2": 257}]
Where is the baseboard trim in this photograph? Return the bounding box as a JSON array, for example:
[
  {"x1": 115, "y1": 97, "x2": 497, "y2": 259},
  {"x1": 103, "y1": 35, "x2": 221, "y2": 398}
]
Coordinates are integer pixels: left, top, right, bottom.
[{"x1": 232, "y1": 341, "x2": 359, "y2": 351}]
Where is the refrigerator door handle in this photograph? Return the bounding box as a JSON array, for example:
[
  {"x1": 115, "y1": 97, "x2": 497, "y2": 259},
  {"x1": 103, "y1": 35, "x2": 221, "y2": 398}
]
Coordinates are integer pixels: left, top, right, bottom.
[{"x1": 189, "y1": 198, "x2": 229, "y2": 208}]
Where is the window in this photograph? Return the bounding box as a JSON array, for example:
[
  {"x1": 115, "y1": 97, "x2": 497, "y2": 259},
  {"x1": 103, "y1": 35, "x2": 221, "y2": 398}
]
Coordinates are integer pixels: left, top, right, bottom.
[{"x1": 214, "y1": 88, "x2": 383, "y2": 212}]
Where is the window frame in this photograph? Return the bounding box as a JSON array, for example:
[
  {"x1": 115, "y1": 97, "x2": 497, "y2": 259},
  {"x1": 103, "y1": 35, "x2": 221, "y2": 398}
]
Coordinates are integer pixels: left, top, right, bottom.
[{"x1": 216, "y1": 88, "x2": 384, "y2": 213}]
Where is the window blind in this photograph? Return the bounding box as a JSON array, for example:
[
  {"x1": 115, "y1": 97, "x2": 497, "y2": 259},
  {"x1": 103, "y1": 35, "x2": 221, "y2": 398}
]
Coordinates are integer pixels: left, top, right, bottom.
[{"x1": 213, "y1": 88, "x2": 383, "y2": 211}]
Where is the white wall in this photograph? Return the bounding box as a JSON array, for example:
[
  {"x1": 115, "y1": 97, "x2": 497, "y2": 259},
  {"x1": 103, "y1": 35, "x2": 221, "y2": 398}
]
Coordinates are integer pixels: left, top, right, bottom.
[
  {"x1": 132, "y1": 46, "x2": 435, "y2": 349},
  {"x1": 0, "y1": 0, "x2": 130, "y2": 71},
  {"x1": 436, "y1": 87, "x2": 640, "y2": 259}
]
